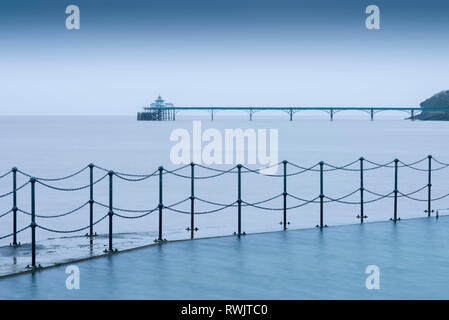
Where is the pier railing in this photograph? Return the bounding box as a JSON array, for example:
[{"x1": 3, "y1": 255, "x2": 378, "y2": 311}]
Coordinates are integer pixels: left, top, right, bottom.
[{"x1": 1, "y1": 155, "x2": 449, "y2": 269}]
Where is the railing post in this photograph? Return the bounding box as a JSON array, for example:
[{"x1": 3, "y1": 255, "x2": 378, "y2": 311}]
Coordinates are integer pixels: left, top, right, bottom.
[
  {"x1": 107, "y1": 171, "x2": 114, "y2": 251},
  {"x1": 190, "y1": 162, "x2": 195, "y2": 239},
  {"x1": 282, "y1": 160, "x2": 288, "y2": 230},
  {"x1": 88, "y1": 163, "x2": 94, "y2": 236},
  {"x1": 12, "y1": 167, "x2": 18, "y2": 245},
  {"x1": 319, "y1": 161, "x2": 324, "y2": 228},
  {"x1": 393, "y1": 159, "x2": 399, "y2": 221},
  {"x1": 359, "y1": 157, "x2": 366, "y2": 223},
  {"x1": 158, "y1": 166, "x2": 164, "y2": 242},
  {"x1": 427, "y1": 155, "x2": 432, "y2": 217},
  {"x1": 30, "y1": 177, "x2": 36, "y2": 268},
  {"x1": 237, "y1": 164, "x2": 242, "y2": 237}
]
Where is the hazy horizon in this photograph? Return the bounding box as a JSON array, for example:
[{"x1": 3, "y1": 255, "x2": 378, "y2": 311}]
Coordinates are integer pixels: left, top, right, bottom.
[{"x1": 1, "y1": 0, "x2": 448, "y2": 115}]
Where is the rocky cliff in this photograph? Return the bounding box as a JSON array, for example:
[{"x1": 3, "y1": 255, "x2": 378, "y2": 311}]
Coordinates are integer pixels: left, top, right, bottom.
[{"x1": 415, "y1": 90, "x2": 449, "y2": 120}]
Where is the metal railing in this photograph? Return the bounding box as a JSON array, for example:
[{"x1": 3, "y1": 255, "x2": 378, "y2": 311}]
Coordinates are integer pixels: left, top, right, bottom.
[{"x1": 1, "y1": 155, "x2": 448, "y2": 269}]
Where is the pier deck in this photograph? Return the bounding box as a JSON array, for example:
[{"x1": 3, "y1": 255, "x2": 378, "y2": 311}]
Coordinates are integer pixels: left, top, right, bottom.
[{"x1": 137, "y1": 106, "x2": 449, "y2": 121}]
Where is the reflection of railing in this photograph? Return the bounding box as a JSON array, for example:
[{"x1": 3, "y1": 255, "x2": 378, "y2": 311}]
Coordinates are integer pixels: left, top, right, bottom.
[{"x1": 1, "y1": 155, "x2": 449, "y2": 269}]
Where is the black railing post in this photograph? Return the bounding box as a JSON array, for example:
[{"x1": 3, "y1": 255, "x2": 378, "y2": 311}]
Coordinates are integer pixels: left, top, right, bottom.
[
  {"x1": 12, "y1": 167, "x2": 18, "y2": 245},
  {"x1": 282, "y1": 160, "x2": 288, "y2": 230},
  {"x1": 393, "y1": 159, "x2": 399, "y2": 221},
  {"x1": 190, "y1": 162, "x2": 195, "y2": 239},
  {"x1": 30, "y1": 177, "x2": 36, "y2": 268},
  {"x1": 359, "y1": 157, "x2": 365, "y2": 223},
  {"x1": 237, "y1": 164, "x2": 242, "y2": 237},
  {"x1": 107, "y1": 171, "x2": 114, "y2": 251},
  {"x1": 319, "y1": 161, "x2": 324, "y2": 228},
  {"x1": 427, "y1": 155, "x2": 432, "y2": 217},
  {"x1": 158, "y1": 166, "x2": 163, "y2": 242},
  {"x1": 88, "y1": 163, "x2": 94, "y2": 236}
]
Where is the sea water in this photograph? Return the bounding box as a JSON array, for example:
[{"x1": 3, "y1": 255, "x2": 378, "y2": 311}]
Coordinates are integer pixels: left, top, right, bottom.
[
  {"x1": 1, "y1": 217, "x2": 449, "y2": 299},
  {"x1": 0, "y1": 113, "x2": 448, "y2": 247}
]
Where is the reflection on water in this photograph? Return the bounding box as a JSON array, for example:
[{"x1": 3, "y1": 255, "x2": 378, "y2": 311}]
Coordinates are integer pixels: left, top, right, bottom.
[{"x1": 1, "y1": 216, "x2": 449, "y2": 299}]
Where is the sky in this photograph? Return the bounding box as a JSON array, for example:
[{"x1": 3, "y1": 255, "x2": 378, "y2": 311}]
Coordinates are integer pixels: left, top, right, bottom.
[{"x1": 0, "y1": 0, "x2": 448, "y2": 115}]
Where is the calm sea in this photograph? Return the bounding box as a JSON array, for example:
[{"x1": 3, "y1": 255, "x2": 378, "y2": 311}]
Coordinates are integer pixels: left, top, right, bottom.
[{"x1": 1, "y1": 114, "x2": 448, "y2": 245}]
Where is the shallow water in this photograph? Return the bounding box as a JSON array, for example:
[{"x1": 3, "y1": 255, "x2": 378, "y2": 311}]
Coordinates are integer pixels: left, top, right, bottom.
[{"x1": 0, "y1": 216, "x2": 448, "y2": 299}]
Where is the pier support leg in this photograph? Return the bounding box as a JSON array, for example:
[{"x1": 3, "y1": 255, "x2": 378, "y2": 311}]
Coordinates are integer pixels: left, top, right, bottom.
[
  {"x1": 370, "y1": 109, "x2": 374, "y2": 121},
  {"x1": 330, "y1": 109, "x2": 334, "y2": 121},
  {"x1": 289, "y1": 109, "x2": 293, "y2": 121}
]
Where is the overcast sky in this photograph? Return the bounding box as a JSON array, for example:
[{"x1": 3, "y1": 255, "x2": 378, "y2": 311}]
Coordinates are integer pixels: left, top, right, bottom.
[{"x1": 0, "y1": 0, "x2": 448, "y2": 115}]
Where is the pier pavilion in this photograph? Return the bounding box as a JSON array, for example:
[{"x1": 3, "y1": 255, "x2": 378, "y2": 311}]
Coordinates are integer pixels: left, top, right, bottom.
[{"x1": 137, "y1": 96, "x2": 175, "y2": 121}]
